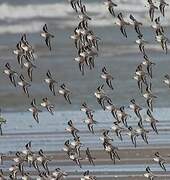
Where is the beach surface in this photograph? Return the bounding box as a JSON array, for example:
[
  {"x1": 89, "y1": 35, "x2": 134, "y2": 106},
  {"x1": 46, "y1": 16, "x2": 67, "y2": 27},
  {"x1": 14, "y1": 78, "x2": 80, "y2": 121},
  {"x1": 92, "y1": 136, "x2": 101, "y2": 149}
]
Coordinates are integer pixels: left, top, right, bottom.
[{"x1": 0, "y1": 110, "x2": 170, "y2": 179}]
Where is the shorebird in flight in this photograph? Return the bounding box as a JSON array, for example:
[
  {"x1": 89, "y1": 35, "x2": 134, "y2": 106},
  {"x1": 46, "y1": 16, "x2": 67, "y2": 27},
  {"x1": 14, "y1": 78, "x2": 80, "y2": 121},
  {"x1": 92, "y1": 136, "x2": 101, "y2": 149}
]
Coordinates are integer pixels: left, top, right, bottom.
[
  {"x1": 41, "y1": 24, "x2": 54, "y2": 51},
  {"x1": 85, "y1": 147, "x2": 95, "y2": 166},
  {"x1": 3, "y1": 63, "x2": 18, "y2": 87},
  {"x1": 69, "y1": 0, "x2": 82, "y2": 13},
  {"x1": 104, "y1": 0, "x2": 118, "y2": 17},
  {"x1": 144, "y1": 166, "x2": 156, "y2": 179},
  {"x1": 44, "y1": 70, "x2": 57, "y2": 96},
  {"x1": 100, "y1": 66, "x2": 114, "y2": 90},
  {"x1": 115, "y1": 12, "x2": 130, "y2": 38},
  {"x1": 153, "y1": 152, "x2": 166, "y2": 171},
  {"x1": 159, "y1": 0, "x2": 169, "y2": 17},
  {"x1": 81, "y1": 170, "x2": 97, "y2": 180},
  {"x1": 147, "y1": 0, "x2": 158, "y2": 22},
  {"x1": 129, "y1": 14, "x2": 143, "y2": 36},
  {"x1": 23, "y1": 57, "x2": 36, "y2": 81},
  {"x1": 65, "y1": 120, "x2": 79, "y2": 138},
  {"x1": 40, "y1": 97, "x2": 54, "y2": 115},
  {"x1": 18, "y1": 74, "x2": 31, "y2": 98},
  {"x1": 145, "y1": 109, "x2": 159, "y2": 134},
  {"x1": 28, "y1": 99, "x2": 42, "y2": 123},
  {"x1": 163, "y1": 74, "x2": 170, "y2": 88},
  {"x1": 142, "y1": 55, "x2": 155, "y2": 79},
  {"x1": 59, "y1": 83, "x2": 72, "y2": 104}
]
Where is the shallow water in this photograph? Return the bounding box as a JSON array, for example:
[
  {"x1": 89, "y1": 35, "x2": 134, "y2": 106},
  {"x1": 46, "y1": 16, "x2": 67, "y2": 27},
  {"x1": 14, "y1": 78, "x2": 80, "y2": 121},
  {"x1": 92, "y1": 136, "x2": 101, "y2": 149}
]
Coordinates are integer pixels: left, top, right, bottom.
[
  {"x1": 0, "y1": 108, "x2": 170, "y2": 153},
  {"x1": 0, "y1": 33, "x2": 170, "y2": 112}
]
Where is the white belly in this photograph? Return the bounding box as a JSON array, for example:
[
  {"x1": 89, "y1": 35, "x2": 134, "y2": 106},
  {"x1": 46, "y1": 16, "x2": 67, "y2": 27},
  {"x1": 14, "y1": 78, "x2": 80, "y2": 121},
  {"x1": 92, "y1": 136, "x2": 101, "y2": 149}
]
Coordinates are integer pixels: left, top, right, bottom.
[
  {"x1": 28, "y1": 108, "x2": 34, "y2": 112},
  {"x1": 101, "y1": 74, "x2": 107, "y2": 79},
  {"x1": 142, "y1": 61, "x2": 147, "y2": 65},
  {"x1": 136, "y1": 39, "x2": 141, "y2": 44},
  {"x1": 13, "y1": 50, "x2": 19, "y2": 55},
  {"x1": 144, "y1": 173, "x2": 150, "y2": 178},
  {"x1": 70, "y1": 35, "x2": 77, "y2": 39},
  {"x1": 84, "y1": 119, "x2": 90, "y2": 124},
  {"x1": 59, "y1": 89, "x2": 65, "y2": 95},
  {"x1": 105, "y1": 105, "x2": 112, "y2": 111},
  {"x1": 70, "y1": 155, "x2": 75, "y2": 160},
  {"x1": 94, "y1": 92, "x2": 101, "y2": 98},
  {"x1": 71, "y1": 141, "x2": 76, "y2": 147},
  {"x1": 129, "y1": 104, "x2": 135, "y2": 109},
  {"x1": 63, "y1": 147, "x2": 68, "y2": 152},
  {"x1": 22, "y1": 45, "x2": 29, "y2": 51},
  {"x1": 13, "y1": 158, "x2": 20, "y2": 163},
  {"x1": 105, "y1": 146, "x2": 111, "y2": 152},
  {"x1": 143, "y1": 93, "x2": 149, "y2": 98},
  {"x1": 99, "y1": 137, "x2": 104, "y2": 142},
  {"x1": 65, "y1": 127, "x2": 71, "y2": 132},
  {"x1": 164, "y1": 79, "x2": 170, "y2": 85},
  {"x1": 87, "y1": 35, "x2": 93, "y2": 40},
  {"x1": 133, "y1": 75, "x2": 139, "y2": 80},
  {"x1": 41, "y1": 33, "x2": 46, "y2": 38},
  {"x1": 18, "y1": 81, "x2": 24, "y2": 86},
  {"x1": 74, "y1": 57, "x2": 80, "y2": 62},
  {"x1": 45, "y1": 78, "x2": 51, "y2": 83},
  {"x1": 9, "y1": 167, "x2": 15, "y2": 171},
  {"x1": 112, "y1": 126, "x2": 117, "y2": 131},
  {"x1": 135, "y1": 71, "x2": 142, "y2": 76},
  {"x1": 4, "y1": 70, "x2": 10, "y2": 75},
  {"x1": 145, "y1": 117, "x2": 151, "y2": 122},
  {"x1": 153, "y1": 157, "x2": 159, "y2": 162},
  {"x1": 23, "y1": 62, "x2": 29, "y2": 68},
  {"x1": 37, "y1": 156, "x2": 43, "y2": 162}
]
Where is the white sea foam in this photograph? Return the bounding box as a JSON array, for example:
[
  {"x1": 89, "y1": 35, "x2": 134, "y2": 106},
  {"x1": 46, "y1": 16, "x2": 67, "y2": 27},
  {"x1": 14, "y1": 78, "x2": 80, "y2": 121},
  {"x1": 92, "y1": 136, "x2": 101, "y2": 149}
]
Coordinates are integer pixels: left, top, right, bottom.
[
  {"x1": 0, "y1": 3, "x2": 146, "y2": 19},
  {"x1": 0, "y1": 21, "x2": 45, "y2": 34},
  {"x1": 0, "y1": 0, "x2": 170, "y2": 20},
  {"x1": 0, "y1": 1, "x2": 151, "y2": 20},
  {"x1": 0, "y1": 1, "x2": 169, "y2": 34},
  {"x1": 0, "y1": 3, "x2": 72, "y2": 19}
]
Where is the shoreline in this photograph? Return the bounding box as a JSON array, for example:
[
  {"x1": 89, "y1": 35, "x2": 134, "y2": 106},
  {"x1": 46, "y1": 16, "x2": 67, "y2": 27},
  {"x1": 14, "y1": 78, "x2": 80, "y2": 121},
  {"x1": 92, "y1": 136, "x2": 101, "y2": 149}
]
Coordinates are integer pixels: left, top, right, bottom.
[{"x1": 1, "y1": 148, "x2": 170, "y2": 180}]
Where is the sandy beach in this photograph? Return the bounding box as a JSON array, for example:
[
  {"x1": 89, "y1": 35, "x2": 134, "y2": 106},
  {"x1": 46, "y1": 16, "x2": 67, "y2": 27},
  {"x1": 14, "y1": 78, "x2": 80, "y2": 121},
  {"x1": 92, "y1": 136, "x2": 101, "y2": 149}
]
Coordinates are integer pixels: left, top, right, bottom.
[
  {"x1": 0, "y1": 109, "x2": 170, "y2": 179},
  {"x1": 1, "y1": 148, "x2": 170, "y2": 179}
]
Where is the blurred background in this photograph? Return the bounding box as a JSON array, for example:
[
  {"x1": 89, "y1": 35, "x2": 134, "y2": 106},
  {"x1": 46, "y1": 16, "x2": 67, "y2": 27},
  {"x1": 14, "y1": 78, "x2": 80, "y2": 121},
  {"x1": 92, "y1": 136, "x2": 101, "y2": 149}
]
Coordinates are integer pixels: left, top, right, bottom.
[
  {"x1": 0, "y1": 0, "x2": 170, "y2": 111},
  {"x1": 1, "y1": 1, "x2": 170, "y2": 169}
]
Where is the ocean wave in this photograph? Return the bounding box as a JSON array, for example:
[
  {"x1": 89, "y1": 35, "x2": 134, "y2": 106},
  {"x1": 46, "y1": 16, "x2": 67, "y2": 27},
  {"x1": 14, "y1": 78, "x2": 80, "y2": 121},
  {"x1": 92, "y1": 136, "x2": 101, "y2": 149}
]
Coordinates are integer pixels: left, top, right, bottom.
[
  {"x1": 0, "y1": 3, "x2": 73, "y2": 19},
  {"x1": 0, "y1": 21, "x2": 44, "y2": 34},
  {"x1": 0, "y1": 1, "x2": 169, "y2": 29},
  {"x1": 0, "y1": 1, "x2": 149, "y2": 20}
]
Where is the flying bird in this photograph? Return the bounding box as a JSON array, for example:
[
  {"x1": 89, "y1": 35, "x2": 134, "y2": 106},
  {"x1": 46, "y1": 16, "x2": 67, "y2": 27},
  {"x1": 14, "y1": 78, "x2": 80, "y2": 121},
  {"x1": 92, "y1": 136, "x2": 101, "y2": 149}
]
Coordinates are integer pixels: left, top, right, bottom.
[
  {"x1": 100, "y1": 67, "x2": 114, "y2": 90},
  {"x1": 59, "y1": 84, "x2": 72, "y2": 104},
  {"x1": 147, "y1": 0, "x2": 158, "y2": 22},
  {"x1": 3, "y1": 63, "x2": 18, "y2": 87},
  {"x1": 28, "y1": 99, "x2": 42, "y2": 123},
  {"x1": 104, "y1": 0, "x2": 118, "y2": 17},
  {"x1": 115, "y1": 12, "x2": 130, "y2": 38},
  {"x1": 18, "y1": 74, "x2": 31, "y2": 98},
  {"x1": 159, "y1": 0, "x2": 169, "y2": 17},
  {"x1": 41, "y1": 24, "x2": 54, "y2": 51},
  {"x1": 153, "y1": 152, "x2": 166, "y2": 171},
  {"x1": 44, "y1": 70, "x2": 57, "y2": 96},
  {"x1": 40, "y1": 97, "x2": 54, "y2": 115}
]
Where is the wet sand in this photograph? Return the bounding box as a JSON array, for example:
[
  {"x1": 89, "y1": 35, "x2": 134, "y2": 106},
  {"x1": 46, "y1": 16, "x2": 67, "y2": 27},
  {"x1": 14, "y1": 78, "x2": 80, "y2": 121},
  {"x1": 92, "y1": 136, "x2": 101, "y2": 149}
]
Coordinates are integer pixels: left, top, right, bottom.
[
  {"x1": 1, "y1": 148, "x2": 170, "y2": 179},
  {"x1": 0, "y1": 110, "x2": 170, "y2": 179}
]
